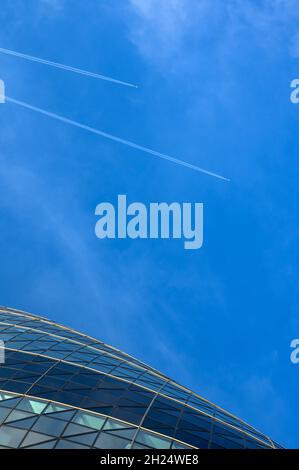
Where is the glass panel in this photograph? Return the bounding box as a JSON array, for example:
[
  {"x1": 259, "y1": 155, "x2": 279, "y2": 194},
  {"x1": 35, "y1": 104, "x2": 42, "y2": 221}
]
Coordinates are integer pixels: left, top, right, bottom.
[
  {"x1": 0, "y1": 392, "x2": 16, "y2": 401},
  {"x1": 7, "y1": 417, "x2": 37, "y2": 430},
  {"x1": 32, "y1": 416, "x2": 67, "y2": 437},
  {"x1": 136, "y1": 430, "x2": 171, "y2": 449},
  {"x1": 0, "y1": 397, "x2": 22, "y2": 408},
  {"x1": 48, "y1": 410, "x2": 77, "y2": 421},
  {"x1": 132, "y1": 443, "x2": 149, "y2": 449},
  {"x1": 171, "y1": 440, "x2": 193, "y2": 449},
  {"x1": 55, "y1": 439, "x2": 89, "y2": 449},
  {"x1": 21, "y1": 431, "x2": 55, "y2": 448},
  {"x1": 16, "y1": 398, "x2": 47, "y2": 414},
  {"x1": 245, "y1": 437, "x2": 268, "y2": 449},
  {"x1": 103, "y1": 419, "x2": 133, "y2": 431},
  {"x1": 66, "y1": 432, "x2": 98, "y2": 447},
  {"x1": 94, "y1": 432, "x2": 131, "y2": 449},
  {"x1": 72, "y1": 411, "x2": 105, "y2": 431},
  {"x1": 5, "y1": 410, "x2": 34, "y2": 423},
  {"x1": 105, "y1": 428, "x2": 136, "y2": 440},
  {"x1": 44, "y1": 403, "x2": 69, "y2": 414},
  {"x1": 0, "y1": 407, "x2": 11, "y2": 424},
  {"x1": 0, "y1": 426, "x2": 27, "y2": 447},
  {"x1": 63, "y1": 423, "x2": 95, "y2": 437},
  {"x1": 28, "y1": 441, "x2": 57, "y2": 449},
  {"x1": 211, "y1": 423, "x2": 245, "y2": 449}
]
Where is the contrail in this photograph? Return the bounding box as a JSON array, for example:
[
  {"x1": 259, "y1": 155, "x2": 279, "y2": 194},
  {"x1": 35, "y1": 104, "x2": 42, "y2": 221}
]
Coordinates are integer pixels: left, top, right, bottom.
[
  {"x1": 5, "y1": 96, "x2": 230, "y2": 181},
  {"x1": 0, "y1": 47, "x2": 138, "y2": 88}
]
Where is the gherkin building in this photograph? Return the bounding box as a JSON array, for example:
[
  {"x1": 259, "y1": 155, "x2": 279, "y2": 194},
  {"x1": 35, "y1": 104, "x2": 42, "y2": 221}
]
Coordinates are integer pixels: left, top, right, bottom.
[{"x1": 0, "y1": 306, "x2": 281, "y2": 449}]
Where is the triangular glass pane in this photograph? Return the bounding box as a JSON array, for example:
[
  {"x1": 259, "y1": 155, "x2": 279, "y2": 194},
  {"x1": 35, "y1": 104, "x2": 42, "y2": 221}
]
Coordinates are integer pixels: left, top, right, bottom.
[
  {"x1": 44, "y1": 403, "x2": 69, "y2": 414},
  {"x1": 0, "y1": 426, "x2": 27, "y2": 447},
  {"x1": 21, "y1": 431, "x2": 55, "y2": 448},
  {"x1": 0, "y1": 408, "x2": 11, "y2": 424},
  {"x1": 132, "y1": 443, "x2": 148, "y2": 449},
  {"x1": 136, "y1": 431, "x2": 171, "y2": 449},
  {"x1": 105, "y1": 428, "x2": 136, "y2": 439},
  {"x1": 32, "y1": 416, "x2": 67, "y2": 437},
  {"x1": 0, "y1": 392, "x2": 16, "y2": 401},
  {"x1": 72, "y1": 412, "x2": 105, "y2": 430},
  {"x1": 26, "y1": 440, "x2": 57, "y2": 449},
  {"x1": 16, "y1": 398, "x2": 47, "y2": 414},
  {"x1": 94, "y1": 433, "x2": 131, "y2": 449},
  {"x1": 55, "y1": 439, "x2": 89, "y2": 449},
  {"x1": 46, "y1": 410, "x2": 76, "y2": 421},
  {"x1": 6, "y1": 417, "x2": 37, "y2": 430},
  {"x1": 67, "y1": 432, "x2": 98, "y2": 446},
  {"x1": 103, "y1": 419, "x2": 133, "y2": 431},
  {"x1": 63, "y1": 423, "x2": 94, "y2": 437},
  {"x1": 5, "y1": 410, "x2": 34, "y2": 423},
  {"x1": 0, "y1": 397, "x2": 21, "y2": 408}
]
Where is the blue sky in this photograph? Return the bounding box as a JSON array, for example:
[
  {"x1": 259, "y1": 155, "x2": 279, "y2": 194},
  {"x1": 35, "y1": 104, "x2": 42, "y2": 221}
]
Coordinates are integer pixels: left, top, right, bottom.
[{"x1": 0, "y1": 0, "x2": 299, "y2": 447}]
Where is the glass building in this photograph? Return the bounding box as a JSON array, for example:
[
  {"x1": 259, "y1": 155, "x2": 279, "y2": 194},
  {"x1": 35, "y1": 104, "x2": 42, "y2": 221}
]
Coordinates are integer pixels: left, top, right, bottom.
[{"x1": 0, "y1": 306, "x2": 281, "y2": 449}]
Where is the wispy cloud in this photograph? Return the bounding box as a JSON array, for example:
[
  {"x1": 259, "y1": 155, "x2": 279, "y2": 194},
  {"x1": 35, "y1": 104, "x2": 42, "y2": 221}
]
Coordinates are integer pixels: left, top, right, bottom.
[
  {"x1": 128, "y1": 0, "x2": 211, "y2": 64},
  {"x1": 128, "y1": 0, "x2": 299, "y2": 66}
]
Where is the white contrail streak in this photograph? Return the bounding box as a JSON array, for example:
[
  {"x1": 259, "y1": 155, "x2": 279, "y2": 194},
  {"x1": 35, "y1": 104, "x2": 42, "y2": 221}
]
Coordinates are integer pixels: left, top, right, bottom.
[
  {"x1": 5, "y1": 96, "x2": 230, "y2": 181},
  {"x1": 0, "y1": 47, "x2": 138, "y2": 88}
]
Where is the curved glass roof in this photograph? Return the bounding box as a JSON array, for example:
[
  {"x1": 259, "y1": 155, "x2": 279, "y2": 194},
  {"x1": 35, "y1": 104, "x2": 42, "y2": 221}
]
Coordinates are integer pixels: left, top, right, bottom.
[{"x1": 0, "y1": 307, "x2": 282, "y2": 449}]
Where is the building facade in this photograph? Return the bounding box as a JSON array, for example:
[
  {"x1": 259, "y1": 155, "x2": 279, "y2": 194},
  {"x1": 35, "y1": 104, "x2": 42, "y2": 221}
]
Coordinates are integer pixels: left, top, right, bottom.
[{"x1": 0, "y1": 307, "x2": 281, "y2": 449}]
